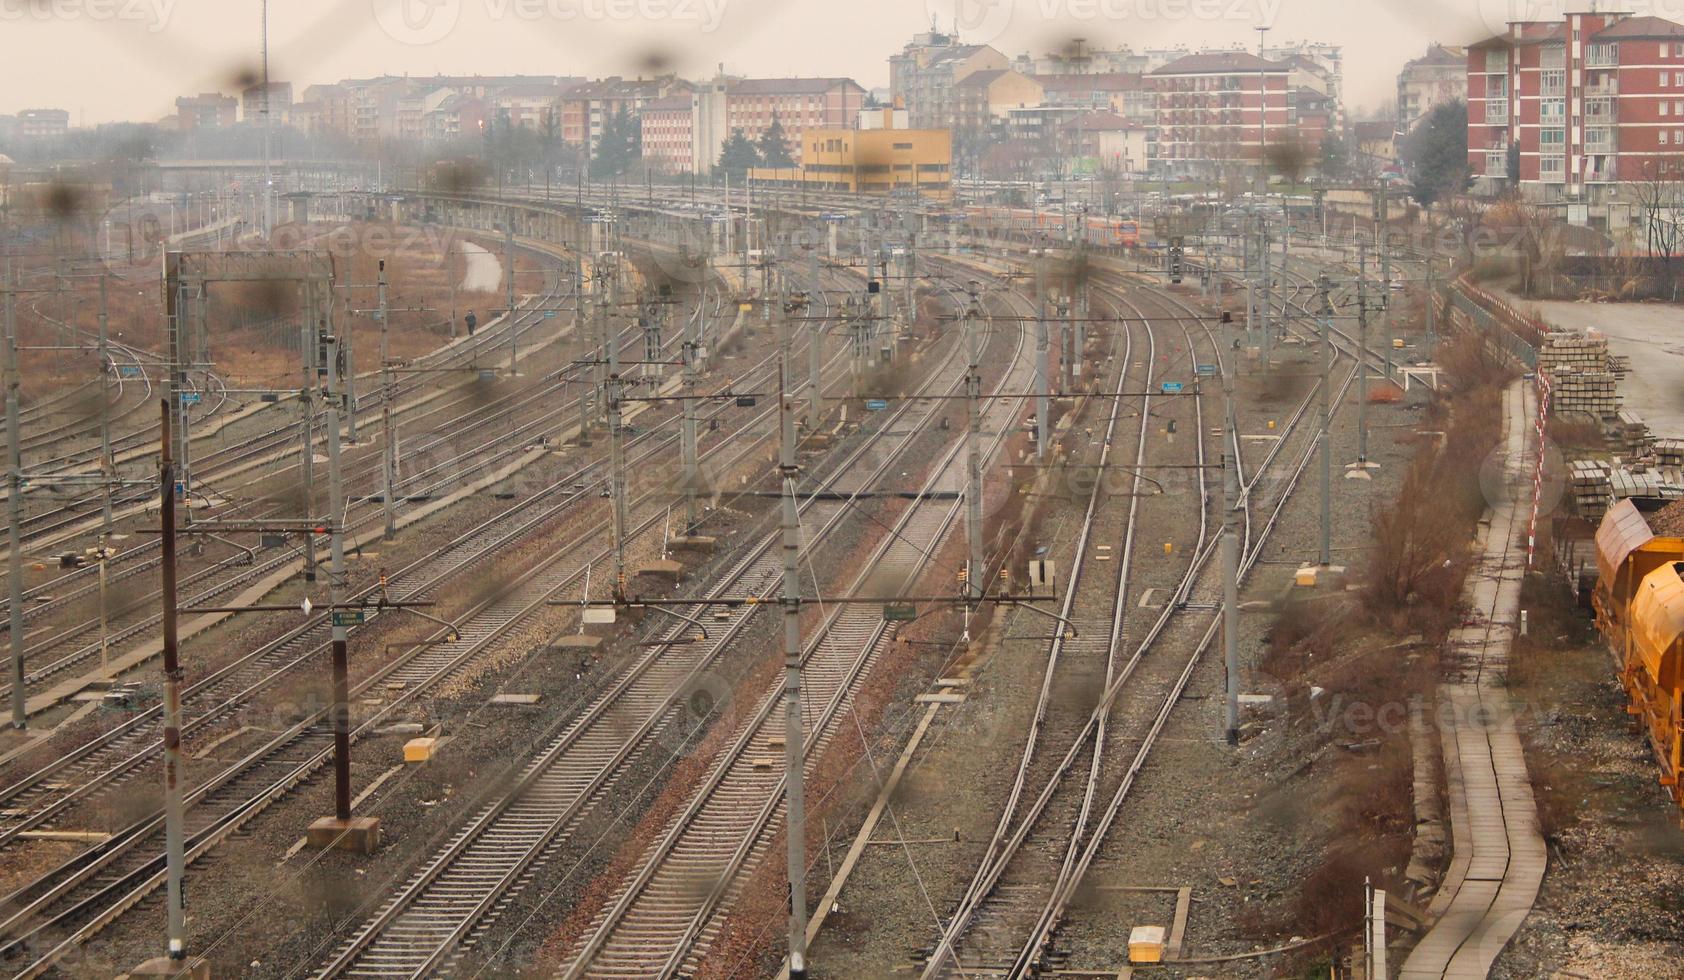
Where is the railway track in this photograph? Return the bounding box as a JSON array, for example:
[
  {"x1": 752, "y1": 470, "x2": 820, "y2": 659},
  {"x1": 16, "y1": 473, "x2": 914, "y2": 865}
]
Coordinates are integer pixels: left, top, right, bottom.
[
  {"x1": 544, "y1": 276, "x2": 1037, "y2": 980},
  {"x1": 918, "y1": 282, "x2": 1209, "y2": 977},
  {"x1": 0, "y1": 251, "x2": 867, "y2": 977},
  {"x1": 0, "y1": 258, "x2": 784, "y2": 844},
  {"x1": 299, "y1": 269, "x2": 979, "y2": 978},
  {"x1": 0, "y1": 330, "x2": 823, "y2": 979},
  {"x1": 914, "y1": 251, "x2": 1391, "y2": 976},
  {"x1": 0, "y1": 267, "x2": 720, "y2": 712}
]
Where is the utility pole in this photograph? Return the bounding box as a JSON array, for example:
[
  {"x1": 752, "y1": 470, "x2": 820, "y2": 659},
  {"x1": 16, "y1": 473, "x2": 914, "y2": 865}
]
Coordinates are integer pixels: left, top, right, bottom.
[
  {"x1": 378, "y1": 261, "x2": 396, "y2": 541},
  {"x1": 1356, "y1": 243, "x2": 1370, "y2": 467},
  {"x1": 606, "y1": 339, "x2": 628, "y2": 599},
  {"x1": 778, "y1": 289, "x2": 809, "y2": 980},
  {"x1": 1034, "y1": 252, "x2": 1050, "y2": 459},
  {"x1": 1378, "y1": 185, "x2": 1393, "y2": 380},
  {"x1": 323, "y1": 324, "x2": 354, "y2": 825},
  {"x1": 97, "y1": 276, "x2": 115, "y2": 683},
  {"x1": 1258, "y1": 217, "x2": 1272, "y2": 365},
  {"x1": 806, "y1": 304, "x2": 824, "y2": 430},
  {"x1": 157, "y1": 400, "x2": 188, "y2": 962},
  {"x1": 1425, "y1": 253, "x2": 1437, "y2": 351},
  {"x1": 681, "y1": 301, "x2": 701, "y2": 535},
  {"x1": 505, "y1": 221, "x2": 519, "y2": 376},
  {"x1": 4, "y1": 270, "x2": 23, "y2": 729},
  {"x1": 964, "y1": 284, "x2": 985, "y2": 639},
  {"x1": 1221, "y1": 369, "x2": 1240, "y2": 745},
  {"x1": 1317, "y1": 274, "x2": 1333, "y2": 567},
  {"x1": 299, "y1": 291, "x2": 318, "y2": 582}
]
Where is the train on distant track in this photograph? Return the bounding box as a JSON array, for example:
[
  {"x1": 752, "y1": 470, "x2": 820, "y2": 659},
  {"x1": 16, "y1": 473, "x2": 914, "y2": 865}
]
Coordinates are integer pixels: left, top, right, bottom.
[
  {"x1": 962, "y1": 206, "x2": 1140, "y2": 248},
  {"x1": 1591, "y1": 499, "x2": 1684, "y2": 821}
]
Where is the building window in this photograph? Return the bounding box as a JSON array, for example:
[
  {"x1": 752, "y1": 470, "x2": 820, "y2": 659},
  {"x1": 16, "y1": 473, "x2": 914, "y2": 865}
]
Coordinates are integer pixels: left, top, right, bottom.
[
  {"x1": 1539, "y1": 127, "x2": 1565, "y2": 147},
  {"x1": 1540, "y1": 155, "x2": 1564, "y2": 178},
  {"x1": 1541, "y1": 70, "x2": 1565, "y2": 96},
  {"x1": 1663, "y1": 131, "x2": 1671, "y2": 145},
  {"x1": 1541, "y1": 44, "x2": 1565, "y2": 70},
  {"x1": 1541, "y1": 98, "x2": 1565, "y2": 122},
  {"x1": 1586, "y1": 42, "x2": 1618, "y2": 67}
]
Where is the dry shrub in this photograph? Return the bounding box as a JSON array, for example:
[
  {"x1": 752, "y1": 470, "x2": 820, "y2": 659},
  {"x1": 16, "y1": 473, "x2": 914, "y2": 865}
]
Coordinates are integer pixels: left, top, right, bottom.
[
  {"x1": 1260, "y1": 598, "x2": 1344, "y2": 680},
  {"x1": 1363, "y1": 338, "x2": 1506, "y2": 640}
]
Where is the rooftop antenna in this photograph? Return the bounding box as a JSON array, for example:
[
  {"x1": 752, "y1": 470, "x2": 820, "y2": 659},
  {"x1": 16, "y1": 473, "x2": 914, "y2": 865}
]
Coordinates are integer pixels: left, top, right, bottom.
[{"x1": 261, "y1": 0, "x2": 273, "y2": 238}]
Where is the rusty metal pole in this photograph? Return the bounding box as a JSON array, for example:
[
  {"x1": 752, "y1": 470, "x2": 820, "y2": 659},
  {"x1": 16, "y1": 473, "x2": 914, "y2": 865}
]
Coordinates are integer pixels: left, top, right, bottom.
[
  {"x1": 6, "y1": 268, "x2": 24, "y2": 729},
  {"x1": 158, "y1": 400, "x2": 188, "y2": 960}
]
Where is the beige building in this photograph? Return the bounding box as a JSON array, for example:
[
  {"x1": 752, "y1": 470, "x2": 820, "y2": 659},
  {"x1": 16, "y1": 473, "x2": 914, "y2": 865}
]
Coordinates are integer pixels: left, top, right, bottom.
[
  {"x1": 1396, "y1": 44, "x2": 1467, "y2": 133},
  {"x1": 953, "y1": 69, "x2": 1045, "y2": 134}
]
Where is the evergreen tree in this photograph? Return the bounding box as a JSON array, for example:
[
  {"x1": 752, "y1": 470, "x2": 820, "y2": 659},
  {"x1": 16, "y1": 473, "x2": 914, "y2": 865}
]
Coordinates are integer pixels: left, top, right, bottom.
[
  {"x1": 1402, "y1": 100, "x2": 1470, "y2": 210},
  {"x1": 717, "y1": 128, "x2": 761, "y2": 179},
  {"x1": 757, "y1": 112, "x2": 796, "y2": 169},
  {"x1": 591, "y1": 105, "x2": 640, "y2": 179}
]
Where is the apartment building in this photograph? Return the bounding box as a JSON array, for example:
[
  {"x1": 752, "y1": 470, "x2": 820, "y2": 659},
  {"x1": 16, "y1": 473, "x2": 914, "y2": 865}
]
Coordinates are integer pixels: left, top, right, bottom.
[
  {"x1": 640, "y1": 75, "x2": 866, "y2": 175},
  {"x1": 15, "y1": 109, "x2": 68, "y2": 138},
  {"x1": 1397, "y1": 44, "x2": 1467, "y2": 133},
  {"x1": 560, "y1": 76, "x2": 691, "y2": 153},
  {"x1": 953, "y1": 69, "x2": 1046, "y2": 137},
  {"x1": 241, "y1": 82, "x2": 293, "y2": 124},
  {"x1": 175, "y1": 93, "x2": 238, "y2": 130},
  {"x1": 1468, "y1": 12, "x2": 1684, "y2": 200},
  {"x1": 1150, "y1": 52, "x2": 1291, "y2": 179},
  {"x1": 889, "y1": 30, "x2": 1008, "y2": 130}
]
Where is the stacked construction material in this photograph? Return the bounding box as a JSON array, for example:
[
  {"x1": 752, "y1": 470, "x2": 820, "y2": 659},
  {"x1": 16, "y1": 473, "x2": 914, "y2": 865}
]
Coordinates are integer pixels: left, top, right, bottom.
[
  {"x1": 1610, "y1": 467, "x2": 1684, "y2": 504},
  {"x1": 1616, "y1": 411, "x2": 1650, "y2": 456},
  {"x1": 1655, "y1": 439, "x2": 1684, "y2": 468},
  {"x1": 1547, "y1": 367, "x2": 1621, "y2": 419},
  {"x1": 1538, "y1": 331, "x2": 1610, "y2": 374},
  {"x1": 1539, "y1": 331, "x2": 1620, "y2": 420},
  {"x1": 1608, "y1": 353, "x2": 1632, "y2": 379},
  {"x1": 1571, "y1": 459, "x2": 1613, "y2": 520}
]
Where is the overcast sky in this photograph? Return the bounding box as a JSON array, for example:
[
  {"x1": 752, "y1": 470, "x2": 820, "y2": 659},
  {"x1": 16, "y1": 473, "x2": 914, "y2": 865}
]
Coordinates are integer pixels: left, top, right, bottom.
[{"x1": 0, "y1": 0, "x2": 1543, "y2": 125}]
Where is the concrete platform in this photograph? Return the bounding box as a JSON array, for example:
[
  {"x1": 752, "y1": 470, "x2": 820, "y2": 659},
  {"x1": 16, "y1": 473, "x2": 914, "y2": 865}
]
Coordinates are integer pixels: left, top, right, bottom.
[
  {"x1": 306, "y1": 816, "x2": 382, "y2": 854},
  {"x1": 128, "y1": 956, "x2": 211, "y2": 979},
  {"x1": 634, "y1": 559, "x2": 685, "y2": 584},
  {"x1": 550, "y1": 634, "x2": 603, "y2": 652},
  {"x1": 667, "y1": 535, "x2": 718, "y2": 554}
]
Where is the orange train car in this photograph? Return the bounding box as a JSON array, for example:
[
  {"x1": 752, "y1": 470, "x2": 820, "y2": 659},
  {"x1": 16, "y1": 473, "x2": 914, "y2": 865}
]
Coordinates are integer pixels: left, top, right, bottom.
[{"x1": 1593, "y1": 499, "x2": 1684, "y2": 821}]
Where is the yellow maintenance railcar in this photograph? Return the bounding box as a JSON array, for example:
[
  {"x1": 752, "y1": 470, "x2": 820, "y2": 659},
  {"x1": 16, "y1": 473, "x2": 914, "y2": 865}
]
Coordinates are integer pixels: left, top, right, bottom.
[{"x1": 1594, "y1": 500, "x2": 1684, "y2": 822}]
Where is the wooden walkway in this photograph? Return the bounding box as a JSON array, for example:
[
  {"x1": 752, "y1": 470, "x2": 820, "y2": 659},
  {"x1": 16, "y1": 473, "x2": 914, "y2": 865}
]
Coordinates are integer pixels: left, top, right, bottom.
[{"x1": 1400, "y1": 380, "x2": 1547, "y2": 978}]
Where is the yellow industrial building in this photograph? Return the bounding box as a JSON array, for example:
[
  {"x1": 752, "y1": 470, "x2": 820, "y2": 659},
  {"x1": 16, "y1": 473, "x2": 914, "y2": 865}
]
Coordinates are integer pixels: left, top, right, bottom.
[{"x1": 749, "y1": 126, "x2": 952, "y2": 201}]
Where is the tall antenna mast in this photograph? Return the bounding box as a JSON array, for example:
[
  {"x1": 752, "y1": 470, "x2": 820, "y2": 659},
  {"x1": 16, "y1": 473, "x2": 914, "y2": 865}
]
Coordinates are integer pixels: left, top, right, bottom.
[{"x1": 261, "y1": 0, "x2": 273, "y2": 237}]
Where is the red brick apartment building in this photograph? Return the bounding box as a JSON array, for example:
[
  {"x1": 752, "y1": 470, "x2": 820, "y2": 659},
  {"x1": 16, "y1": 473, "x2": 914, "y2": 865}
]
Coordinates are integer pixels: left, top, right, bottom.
[
  {"x1": 1469, "y1": 12, "x2": 1684, "y2": 202},
  {"x1": 1149, "y1": 52, "x2": 1290, "y2": 179}
]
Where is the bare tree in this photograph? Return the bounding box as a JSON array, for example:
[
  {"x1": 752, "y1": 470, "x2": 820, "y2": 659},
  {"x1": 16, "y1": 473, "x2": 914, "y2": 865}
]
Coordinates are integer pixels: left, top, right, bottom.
[{"x1": 1629, "y1": 161, "x2": 1683, "y2": 300}]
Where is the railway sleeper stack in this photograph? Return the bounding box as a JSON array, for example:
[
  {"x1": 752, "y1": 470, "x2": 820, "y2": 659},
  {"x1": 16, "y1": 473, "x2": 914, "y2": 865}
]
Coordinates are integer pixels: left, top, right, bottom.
[
  {"x1": 1570, "y1": 459, "x2": 1612, "y2": 520},
  {"x1": 1545, "y1": 366, "x2": 1621, "y2": 421},
  {"x1": 1615, "y1": 411, "x2": 1650, "y2": 456},
  {"x1": 1539, "y1": 331, "x2": 1620, "y2": 420},
  {"x1": 1653, "y1": 439, "x2": 1684, "y2": 468},
  {"x1": 1609, "y1": 466, "x2": 1684, "y2": 505}
]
